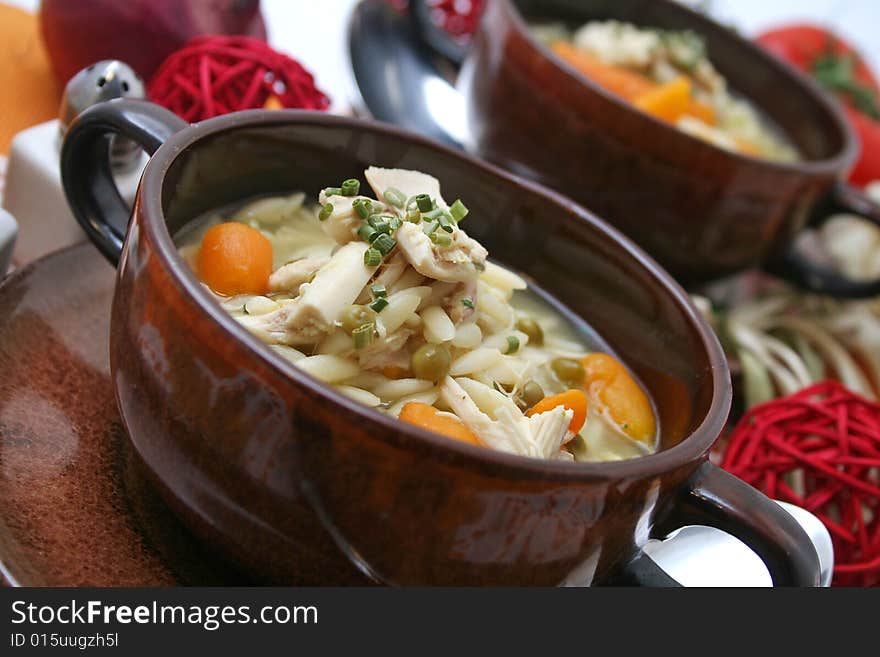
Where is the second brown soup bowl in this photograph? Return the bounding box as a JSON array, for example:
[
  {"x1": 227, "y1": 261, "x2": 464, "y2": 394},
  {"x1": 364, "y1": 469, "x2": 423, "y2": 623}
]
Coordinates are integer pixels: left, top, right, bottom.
[
  {"x1": 60, "y1": 100, "x2": 819, "y2": 585},
  {"x1": 399, "y1": 0, "x2": 880, "y2": 297}
]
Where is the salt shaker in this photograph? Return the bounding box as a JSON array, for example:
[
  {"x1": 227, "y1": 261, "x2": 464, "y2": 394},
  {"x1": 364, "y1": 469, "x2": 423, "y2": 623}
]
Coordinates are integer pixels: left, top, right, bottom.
[{"x1": 2, "y1": 61, "x2": 148, "y2": 265}]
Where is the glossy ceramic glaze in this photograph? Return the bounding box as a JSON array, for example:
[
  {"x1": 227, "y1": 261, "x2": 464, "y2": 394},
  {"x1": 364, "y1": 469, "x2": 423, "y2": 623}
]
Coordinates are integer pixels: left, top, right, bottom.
[
  {"x1": 60, "y1": 102, "x2": 820, "y2": 585},
  {"x1": 0, "y1": 245, "x2": 255, "y2": 586},
  {"x1": 451, "y1": 0, "x2": 878, "y2": 290}
]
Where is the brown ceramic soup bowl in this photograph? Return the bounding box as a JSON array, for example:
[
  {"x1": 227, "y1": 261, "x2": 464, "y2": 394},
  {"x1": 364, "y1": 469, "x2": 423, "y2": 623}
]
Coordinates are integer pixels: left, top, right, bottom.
[
  {"x1": 60, "y1": 100, "x2": 818, "y2": 585},
  {"x1": 401, "y1": 0, "x2": 880, "y2": 297}
]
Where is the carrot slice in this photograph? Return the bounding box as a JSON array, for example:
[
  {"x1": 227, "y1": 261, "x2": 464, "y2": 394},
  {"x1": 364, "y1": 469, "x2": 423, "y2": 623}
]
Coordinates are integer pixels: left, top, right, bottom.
[
  {"x1": 633, "y1": 76, "x2": 719, "y2": 127},
  {"x1": 382, "y1": 365, "x2": 409, "y2": 380},
  {"x1": 684, "y1": 97, "x2": 717, "y2": 126},
  {"x1": 633, "y1": 76, "x2": 693, "y2": 123},
  {"x1": 550, "y1": 41, "x2": 656, "y2": 101},
  {"x1": 527, "y1": 389, "x2": 588, "y2": 433},
  {"x1": 198, "y1": 222, "x2": 274, "y2": 296},
  {"x1": 399, "y1": 402, "x2": 481, "y2": 446},
  {"x1": 581, "y1": 353, "x2": 656, "y2": 443}
]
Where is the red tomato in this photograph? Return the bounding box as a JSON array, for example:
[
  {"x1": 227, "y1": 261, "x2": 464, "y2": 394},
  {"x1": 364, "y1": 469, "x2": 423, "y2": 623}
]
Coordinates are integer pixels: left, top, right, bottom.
[
  {"x1": 756, "y1": 23, "x2": 879, "y2": 91},
  {"x1": 757, "y1": 23, "x2": 880, "y2": 187},
  {"x1": 843, "y1": 104, "x2": 880, "y2": 186}
]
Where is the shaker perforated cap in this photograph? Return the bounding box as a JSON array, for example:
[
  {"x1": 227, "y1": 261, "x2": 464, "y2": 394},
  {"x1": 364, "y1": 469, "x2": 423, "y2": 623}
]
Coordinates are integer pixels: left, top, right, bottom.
[{"x1": 59, "y1": 60, "x2": 145, "y2": 169}]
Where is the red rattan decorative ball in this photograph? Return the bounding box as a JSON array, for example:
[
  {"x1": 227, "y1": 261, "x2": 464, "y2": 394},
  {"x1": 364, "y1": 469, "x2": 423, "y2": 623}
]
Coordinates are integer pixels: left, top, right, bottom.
[
  {"x1": 148, "y1": 35, "x2": 330, "y2": 122},
  {"x1": 426, "y1": 0, "x2": 486, "y2": 41},
  {"x1": 722, "y1": 381, "x2": 880, "y2": 586}
]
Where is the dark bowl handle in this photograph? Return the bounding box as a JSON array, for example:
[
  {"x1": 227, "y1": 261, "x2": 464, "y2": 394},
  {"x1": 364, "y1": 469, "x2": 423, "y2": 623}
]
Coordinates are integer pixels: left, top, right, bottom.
[
  {"x1": 409, "y1": 0, "x2": 471, "y2": 64},
  {"x1": 765, "y1": 181, "x2": 880, "y2": 298},
  {"x1": 630, "y1": 461, "x2": 820, "y2": 586},
  {"x1": 60, "y1": 99, "x2": 187, "y2": 266}
]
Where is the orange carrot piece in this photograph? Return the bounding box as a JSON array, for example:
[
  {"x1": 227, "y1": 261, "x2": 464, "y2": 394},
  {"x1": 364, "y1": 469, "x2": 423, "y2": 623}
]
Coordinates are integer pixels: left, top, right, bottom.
[
  {"x1": 684, "y1": 97, "x2": 717, "y2": 126},
  {"x1": 382, "y1": 365, "x2": 409, "y2": 380},
  {"x1": 633, "y1": 76, "x2": 718, "y2": 127},
  {"x1": 551, "y1": 41, "x2": 656, "y2": 101},
  {"x1": 527, "y1": 389, "x2": 588, "y2": 433},
  {"x1": 399, "y1": 402, "x2": 482, "y2": 446},
  {"x1": 581, "y1": 353, "x2": 656, "y2": 443},
  {"x1": 198, "y1": 222, "x2": 273, "y2": 296},
  {"x1": 633, "y1": 76, "x2": 692, "y2": 123}
]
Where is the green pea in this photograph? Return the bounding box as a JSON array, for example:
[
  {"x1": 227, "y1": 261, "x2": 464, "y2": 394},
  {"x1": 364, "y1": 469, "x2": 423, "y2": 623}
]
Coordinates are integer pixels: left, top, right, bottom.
[
  {"x1": 551, "y1": 357, "x2": 586, "y2": 386},
  {"x1": 339, "y1": 305, "x2": 377, "y2": 334},
  {"x1": 515, "y1": 317, "x2": 544, "y2": 346},
  {"x1": 411, "y1": 343, "x2": 451, "y2": 382},
  {"x1": 521, "y1": 381, "x2": 545, "y2": 409}
]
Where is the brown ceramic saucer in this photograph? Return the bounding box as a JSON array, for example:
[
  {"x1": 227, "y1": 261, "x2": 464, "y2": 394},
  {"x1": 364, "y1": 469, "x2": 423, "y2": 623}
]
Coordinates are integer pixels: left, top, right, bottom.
[{"x1": 0, "y1": 244, "x2": 260, "y2": 586}]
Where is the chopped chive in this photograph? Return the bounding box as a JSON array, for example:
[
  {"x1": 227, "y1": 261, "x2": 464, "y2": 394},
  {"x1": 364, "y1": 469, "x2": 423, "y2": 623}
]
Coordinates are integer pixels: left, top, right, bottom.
[
  {"x1": 437, "y1": 211, "x2": 454, "y2": 233},
  {"x1": 370, "y1": 284, "x2": 387, "y2": 298},
  {"x1": 415, "y1": 194, "x2": 433, "y2": 212},
  {"x1": 369, "y1": 297, "x2": 389, "y2": 313},
  {"x1": 369, "y1": 218, "x2": 390, "y2": 234},
  {"x1": 450, "y1": 199, "x2": 468, "y2": 222},
  {"x1": 383, "y1": 187, "x2": 406, "y2": 208},
  {"x1": 461, "y1": 297, "x2": 475, "y2": 309},
  {"x1": 357, "y1": 224, "x2": 378, "y2": 243},
  {"x1": 341, "y1": 179, "x2": 360, "y2": 196},
  {"x1": 474, "y1": 261, "x2": 486, "y2": 271},
  {"x1": 429, "y1": 232, "x2": 452, "y2": 247},
  {"x1": 373, "y1": 233, "x2": 397, "y2": 256},
  {"x1": 388, "y1": 216, "x2": 402, "y2": 231},
  {"x1": 405, "y1": 206, "x2": 421, "y2": 223},
  {"x1": 318, "y1": 203, "x2": 333, "y2": 221},
  {"x1": 422, "y1": 220, "x2": 439, "y2": 236},
  {"x1": 504, "y1": 335, "x2": 520, "y2": 354},
  {"x1": 424, "y1": 207, "x2": 455, "y2": 231},
  {"x1": 352, "y1": 323, "x2": 374, "y2": 349},
  {"x1": 364, "y1": 248, "x2": 382, "y2": 267},
  {"x1": 353, "y1": 198, "x2": 372, "y2": 219},
  {"x1": 324, "y1": 187, "x2": 342, "y2": 196}
]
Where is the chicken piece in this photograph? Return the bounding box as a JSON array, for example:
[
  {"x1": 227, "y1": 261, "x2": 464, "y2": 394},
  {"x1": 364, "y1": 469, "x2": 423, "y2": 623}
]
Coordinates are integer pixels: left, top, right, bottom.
[
  {"x1": 524, "y1": 406, "x2": 574, "y2": 458},
  {"x1": 364, "y1": 166, "x2": 444, "y2": 209},
  {"x1": 268, "y1": 256, "x2": 330, "y2": 293},
  {"x1": 440, "y1": 377, "x2": 572, "y2": 459},
  {"x1": 356, "y1": 253, "x2": 408, "y2": 304},
  {"x1": 357, "y1": 328, "x2": 415, "y2": 371},
  {"x1": 445, "y1": 280, "x2": 477, "y2": 324},
  {"x1": 317, "y1": 192, "x2": 376, "y2": 244},
  {"x1": 250, "y1": 242, "x2": 372, "y2": 345},
  {"x1": 395, "y1": 222, "x2": 487, "y2": 284}
]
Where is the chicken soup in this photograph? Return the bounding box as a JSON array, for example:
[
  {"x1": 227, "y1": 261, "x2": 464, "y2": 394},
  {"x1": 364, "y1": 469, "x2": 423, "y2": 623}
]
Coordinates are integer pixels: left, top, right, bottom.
[{"x1": 175, "y1": 167, "x2": 659, "y2": 462}]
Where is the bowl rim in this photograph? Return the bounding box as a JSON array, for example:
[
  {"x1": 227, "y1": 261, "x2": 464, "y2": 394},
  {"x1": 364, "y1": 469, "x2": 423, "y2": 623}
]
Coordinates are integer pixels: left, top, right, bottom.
[
  {"x1": 138, "y1": 109, "x2": 731, "y2": 482},
  {"x1": 501, "y1": 0, "x2": 858, "y2": 175}
]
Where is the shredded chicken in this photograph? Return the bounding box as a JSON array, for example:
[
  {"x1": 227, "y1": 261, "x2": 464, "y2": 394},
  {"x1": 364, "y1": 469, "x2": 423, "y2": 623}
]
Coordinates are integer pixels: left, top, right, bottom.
[
  {"x1": 317, "y1": 192, "x2": 376, "y2": 244},
  {"x1": 395, "y1": 222, "x2": 487, "y2": 283},
  {"x1": 357, "y1": 328, "x2": 415, "y2": 371},
  {"x1": 268, "y1": 256, "x2": 330, "y2": 293},
  {"x1": 364, "y1": 166, "x2": 443, "y2": 209},
  {"x1": 445, "y1": 280, "x2": 477, "y2": 324},
  {"x1": 440, "y1": 376, "x2": 572, "y2": 458},
  {"x1": 248, "y1": 242, "x2": 372, "y2": 345}
]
